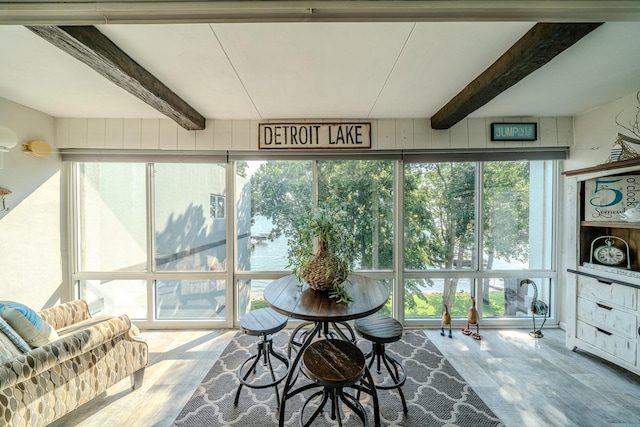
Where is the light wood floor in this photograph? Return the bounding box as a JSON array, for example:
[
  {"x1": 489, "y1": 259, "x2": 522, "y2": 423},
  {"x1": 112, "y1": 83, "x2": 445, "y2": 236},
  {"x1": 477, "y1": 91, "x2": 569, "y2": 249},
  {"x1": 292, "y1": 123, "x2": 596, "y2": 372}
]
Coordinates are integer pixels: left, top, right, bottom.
[{"x1": 49, "y1": 328, "x2": 640, "y2": 427}]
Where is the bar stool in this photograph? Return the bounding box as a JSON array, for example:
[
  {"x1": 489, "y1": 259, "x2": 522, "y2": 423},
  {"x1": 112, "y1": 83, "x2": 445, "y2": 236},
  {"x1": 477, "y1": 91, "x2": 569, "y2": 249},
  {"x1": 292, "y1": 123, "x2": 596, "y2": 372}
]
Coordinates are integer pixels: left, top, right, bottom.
[
  {"x1": 234, "y1": 308, "x2": 291, "y2": 409},
  {"x1": 354, "y1": 314, "x2": 408, "y2": 413},
  {"x1": 288, "y1": 320, "x2": 356, "y2": 358},
  {"x1": 300, "y1": 339, "x2": 372, "y2": 426}
]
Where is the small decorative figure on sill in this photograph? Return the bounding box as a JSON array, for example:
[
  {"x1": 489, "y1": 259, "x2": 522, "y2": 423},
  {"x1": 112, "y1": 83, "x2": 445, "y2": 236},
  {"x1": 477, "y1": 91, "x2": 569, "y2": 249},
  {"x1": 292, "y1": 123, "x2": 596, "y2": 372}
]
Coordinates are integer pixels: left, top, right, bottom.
[
  {"x1": 440, "y1": 304, "x2": 452, "y2": 338},
  {"x1": 520, "y1": 279, "x2": 548, "y2": 338},
  {"x1": 461, "y1": 296, "x2": 481, "y2": 340}
]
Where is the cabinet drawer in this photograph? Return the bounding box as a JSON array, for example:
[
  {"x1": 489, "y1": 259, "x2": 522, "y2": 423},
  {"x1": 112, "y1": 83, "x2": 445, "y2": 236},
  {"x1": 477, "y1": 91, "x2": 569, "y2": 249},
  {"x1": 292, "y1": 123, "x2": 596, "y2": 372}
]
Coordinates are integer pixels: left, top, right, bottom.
[
  {"x1": 577, "y1": 297, "x2": 637, "y2": 339},
  {"x1": 576, "y1": 320, "x2": 637, "y2": 365},
  {"x1": 577, "y1": 275, "x2": 638, "y2": 311}
]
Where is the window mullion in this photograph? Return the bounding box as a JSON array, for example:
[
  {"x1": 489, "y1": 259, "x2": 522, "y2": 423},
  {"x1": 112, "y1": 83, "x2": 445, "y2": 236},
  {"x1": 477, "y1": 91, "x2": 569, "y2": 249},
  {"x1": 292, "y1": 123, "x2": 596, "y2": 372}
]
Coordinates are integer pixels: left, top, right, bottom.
[
  {"x1": 69, "y1": 162, "x2": 80, "y2": 300},
  {"x1": 394, "y1": 159, "x2": 404, "y2": 322},
  {"x1": 227, "y1": 162, "x2": 236, "y2": 329},
  {"x1": 475, "y1": 162, "x2": 484, "y2": 318},
  {"x1": 475, "y1": 162, "x2": 484, "y2": 273},
  {"x1": 147, "y1": 162, "x2": 155, "y2": 321}
]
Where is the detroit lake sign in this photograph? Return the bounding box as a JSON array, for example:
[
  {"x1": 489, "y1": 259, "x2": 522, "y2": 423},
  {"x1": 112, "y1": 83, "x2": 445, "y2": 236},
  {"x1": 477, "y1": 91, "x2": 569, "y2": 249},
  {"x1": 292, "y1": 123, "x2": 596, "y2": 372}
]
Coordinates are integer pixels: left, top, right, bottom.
[{"x1": 259, "y1": 123, "x2": 371, "y2": 149}]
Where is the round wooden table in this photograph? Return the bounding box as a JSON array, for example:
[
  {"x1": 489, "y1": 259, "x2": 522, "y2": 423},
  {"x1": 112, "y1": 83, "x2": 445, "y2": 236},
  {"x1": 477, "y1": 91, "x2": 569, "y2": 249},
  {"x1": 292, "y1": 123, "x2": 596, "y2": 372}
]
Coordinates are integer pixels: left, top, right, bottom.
[
  {"x1": 263, "y1": 274, "x2": 389, "y2": 322},
  {"x1": 264, "y1": 274, "x2": 389, "y2": 427}
]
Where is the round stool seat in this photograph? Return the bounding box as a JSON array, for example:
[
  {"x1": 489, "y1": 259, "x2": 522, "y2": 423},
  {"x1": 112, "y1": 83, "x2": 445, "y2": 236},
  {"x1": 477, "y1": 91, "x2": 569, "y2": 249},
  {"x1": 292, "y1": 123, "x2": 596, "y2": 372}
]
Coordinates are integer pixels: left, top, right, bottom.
[
  {"x1": 354, "y1": 314, "x2": 403, "y2": 344},
  {"x1": 240, "y1": 307, "x2": 288, "y2": 336},
  {"x1": 303, "y1": 339, "x2": 365, "y2": 386},
  {"x1": 300, "y1": 339, "x2": 370, "y2": 426}
]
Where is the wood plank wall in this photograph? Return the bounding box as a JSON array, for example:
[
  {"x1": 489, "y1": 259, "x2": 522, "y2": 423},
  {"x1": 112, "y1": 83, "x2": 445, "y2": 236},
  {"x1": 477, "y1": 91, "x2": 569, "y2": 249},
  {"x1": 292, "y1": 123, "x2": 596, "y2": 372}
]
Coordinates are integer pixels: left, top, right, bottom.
[{"x1": 54, "y1": 117, "x2": 573, "y2": 150}]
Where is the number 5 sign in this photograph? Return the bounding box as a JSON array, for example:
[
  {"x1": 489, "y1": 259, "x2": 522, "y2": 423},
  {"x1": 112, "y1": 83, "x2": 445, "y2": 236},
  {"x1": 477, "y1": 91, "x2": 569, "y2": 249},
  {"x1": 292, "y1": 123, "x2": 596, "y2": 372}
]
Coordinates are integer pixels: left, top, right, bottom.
[{"x1": 584, "y1": 175, "x2": 640, "y2": 221}]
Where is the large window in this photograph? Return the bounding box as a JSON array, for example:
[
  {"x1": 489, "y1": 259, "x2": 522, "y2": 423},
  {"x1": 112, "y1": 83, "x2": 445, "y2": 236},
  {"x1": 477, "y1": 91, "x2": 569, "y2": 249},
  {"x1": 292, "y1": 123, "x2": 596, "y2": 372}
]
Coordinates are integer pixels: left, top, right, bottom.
[
  {"x1": 403, "y1": 160, "x2": 555, "y2": 321},
  {"x1": 74, "y1": 161, "x2": 237, "y2": 324},
  {"x1": 236, "y1": 159, "x2": 395, "y2": 312},
  {"x1": 235, "y1": 160, "x2": 312, "y2": 314},
  {"x1": 70, "y1": 154, "x2": 558, "y2": 328},
  {"x1": 78, "y1": 163, "x2": 147, "y2": 272},
  {"x1": 318, "y1": 160, "x2": 394, "y2": 270},
  {"x1": 153, "y1": 163, "x2": 229, "y2": 320}
]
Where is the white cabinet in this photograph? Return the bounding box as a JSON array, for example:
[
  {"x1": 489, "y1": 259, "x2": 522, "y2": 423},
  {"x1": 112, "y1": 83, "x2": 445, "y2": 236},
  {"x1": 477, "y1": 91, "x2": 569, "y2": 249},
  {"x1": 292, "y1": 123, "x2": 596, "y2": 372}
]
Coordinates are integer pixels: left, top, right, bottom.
[
  {"x1": 565, "y1": 159, "x2": 640, "y2": 375},
  {"x1": 575, "y1": 274, "x2": 638, "y2": 369}
]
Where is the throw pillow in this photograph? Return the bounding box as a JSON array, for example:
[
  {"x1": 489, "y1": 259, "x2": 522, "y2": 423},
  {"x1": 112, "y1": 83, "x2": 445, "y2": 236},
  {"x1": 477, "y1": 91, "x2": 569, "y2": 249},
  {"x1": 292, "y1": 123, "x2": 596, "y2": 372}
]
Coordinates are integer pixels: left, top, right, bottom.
[
  {"x1": 0, "y1": 301, "x2": 58, "y2": 348},
  {"x1": 0, "y1": 317, "x2": 30, "y2": 352}
]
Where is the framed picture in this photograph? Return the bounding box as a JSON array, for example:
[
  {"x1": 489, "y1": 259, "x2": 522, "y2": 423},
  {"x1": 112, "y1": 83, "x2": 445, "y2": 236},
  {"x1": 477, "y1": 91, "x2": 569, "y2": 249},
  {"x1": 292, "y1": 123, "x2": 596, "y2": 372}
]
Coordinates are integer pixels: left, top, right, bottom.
[{"x1": 584, "y1": 175, "x2": 640, "y2": 221}]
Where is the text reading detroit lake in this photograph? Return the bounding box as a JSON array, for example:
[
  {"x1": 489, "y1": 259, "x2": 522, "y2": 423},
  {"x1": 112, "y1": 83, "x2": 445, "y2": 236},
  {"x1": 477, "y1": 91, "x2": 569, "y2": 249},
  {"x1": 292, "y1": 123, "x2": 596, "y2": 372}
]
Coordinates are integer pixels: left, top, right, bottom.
[{"x1": 259, "y1": 123, "x2": 371, "y2": 149}]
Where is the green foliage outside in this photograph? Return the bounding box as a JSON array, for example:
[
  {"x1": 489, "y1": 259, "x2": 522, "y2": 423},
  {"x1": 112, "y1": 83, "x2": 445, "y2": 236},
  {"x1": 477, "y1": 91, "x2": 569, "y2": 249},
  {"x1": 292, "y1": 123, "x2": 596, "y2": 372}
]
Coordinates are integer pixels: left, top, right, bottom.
[
  {"x1": 251, "y1": 291, "x2": 506, "y2": 317},
  {"x1": 250, "y1": 299, "x2": 270, "y2": 311},
  {"x1": 249, "y1": 159, "x2": 530, "y2": 317},
  {"x1": 404, "y1": 291, "x2": 505, "y2": 318}
]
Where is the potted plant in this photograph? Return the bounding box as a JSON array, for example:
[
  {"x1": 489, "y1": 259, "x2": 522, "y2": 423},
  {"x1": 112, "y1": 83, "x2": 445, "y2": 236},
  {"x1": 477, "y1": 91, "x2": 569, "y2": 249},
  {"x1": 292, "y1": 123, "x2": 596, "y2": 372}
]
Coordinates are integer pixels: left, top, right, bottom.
[{"x1": 285, "y1": 205, "x2": 356, "y2": 303}]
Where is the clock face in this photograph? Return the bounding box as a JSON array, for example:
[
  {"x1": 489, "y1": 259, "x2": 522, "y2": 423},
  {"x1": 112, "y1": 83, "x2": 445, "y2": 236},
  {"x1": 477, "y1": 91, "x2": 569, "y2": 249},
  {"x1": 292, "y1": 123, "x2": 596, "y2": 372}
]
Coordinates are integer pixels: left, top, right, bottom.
[{"x1": 594, "y1": 245, "x2": 626, "y2": 265}]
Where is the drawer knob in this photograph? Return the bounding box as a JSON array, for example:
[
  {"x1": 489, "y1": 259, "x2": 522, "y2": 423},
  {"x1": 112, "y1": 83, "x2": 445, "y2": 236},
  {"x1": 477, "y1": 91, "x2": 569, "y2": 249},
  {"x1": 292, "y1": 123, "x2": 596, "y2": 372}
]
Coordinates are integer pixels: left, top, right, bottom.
[
  {"x1": 596, "y1": 303, "x2": 613, "y2": 310},
  {"x1": 597, "y1": 279, "x2": 613, "y2": 285},
  {"x1": 596, "y1": 327, "x2": 612, "y2": 336}
]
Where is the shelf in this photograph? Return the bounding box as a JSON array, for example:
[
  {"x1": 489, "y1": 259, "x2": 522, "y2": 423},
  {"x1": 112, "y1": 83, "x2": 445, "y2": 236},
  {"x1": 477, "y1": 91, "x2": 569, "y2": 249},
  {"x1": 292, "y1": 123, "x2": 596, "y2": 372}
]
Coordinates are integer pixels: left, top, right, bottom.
[
  {"x1": 563, "y1": 158, "x2": 640, "y2": 176},
  {"x1": 581, "y1": 221, "x2": 640, "y2": 229},
  {"x1": 568, "y1": 155, "x2": 640, "y2": 375}
]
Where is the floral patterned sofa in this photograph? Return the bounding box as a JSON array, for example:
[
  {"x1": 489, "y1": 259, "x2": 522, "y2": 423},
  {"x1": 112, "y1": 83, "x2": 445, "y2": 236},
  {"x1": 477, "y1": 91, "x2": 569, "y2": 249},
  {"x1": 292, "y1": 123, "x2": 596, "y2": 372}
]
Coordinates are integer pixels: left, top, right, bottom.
[{"x1": 0, "y1": 300, "x2": 148, "y2": 426}]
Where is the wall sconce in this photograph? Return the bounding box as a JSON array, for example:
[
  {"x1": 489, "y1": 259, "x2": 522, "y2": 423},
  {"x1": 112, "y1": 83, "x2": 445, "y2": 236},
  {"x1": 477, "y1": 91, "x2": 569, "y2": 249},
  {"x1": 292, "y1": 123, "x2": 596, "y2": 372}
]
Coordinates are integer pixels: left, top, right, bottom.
[
  {"x1": 0, "y1": 125, "x2": 19, "y2": 169},
  {"x1": 22, "y1": 140, "x2": 51, "y2": 157},
  {"x1": 0, "y1": 187, "x2": 11, "y2": 212}
]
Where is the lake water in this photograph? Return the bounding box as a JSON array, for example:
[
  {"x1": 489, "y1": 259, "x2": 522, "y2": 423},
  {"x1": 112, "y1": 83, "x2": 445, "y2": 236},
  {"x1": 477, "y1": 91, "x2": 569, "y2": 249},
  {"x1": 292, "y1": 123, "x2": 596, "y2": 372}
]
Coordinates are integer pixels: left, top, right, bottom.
[
  {"x1": 250, "y1": 215, "x2": 289, "y2": 271},
  {"x1": 248, "y1": 215, "x2": 528, "y2": 299},
  {"x1": 248, "y1": 216, "x2": 288, "y2": 299}
]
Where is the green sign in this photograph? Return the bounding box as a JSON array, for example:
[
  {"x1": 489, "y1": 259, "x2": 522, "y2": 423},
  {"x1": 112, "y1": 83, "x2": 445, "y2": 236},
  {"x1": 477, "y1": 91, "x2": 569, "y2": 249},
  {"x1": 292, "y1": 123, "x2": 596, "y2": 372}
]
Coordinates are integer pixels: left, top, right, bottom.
[{"x1": 491, "y1": 123, "x2": 537, "y2": 141}]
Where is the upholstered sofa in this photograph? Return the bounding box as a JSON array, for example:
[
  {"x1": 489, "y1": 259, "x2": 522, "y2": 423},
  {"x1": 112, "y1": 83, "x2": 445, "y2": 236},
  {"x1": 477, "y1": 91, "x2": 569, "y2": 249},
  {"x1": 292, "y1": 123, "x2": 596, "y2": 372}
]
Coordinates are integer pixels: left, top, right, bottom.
[{"x1": 0, "y1": 300, "x2": 148, "y2": 426}]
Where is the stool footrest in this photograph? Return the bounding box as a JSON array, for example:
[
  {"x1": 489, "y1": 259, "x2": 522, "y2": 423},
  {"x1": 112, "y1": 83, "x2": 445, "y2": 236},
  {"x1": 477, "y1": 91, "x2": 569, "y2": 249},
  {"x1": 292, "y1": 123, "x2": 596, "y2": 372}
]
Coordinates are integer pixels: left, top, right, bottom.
[{"x1": 236, "y1": 341, "x2": 290, "y2": 389}]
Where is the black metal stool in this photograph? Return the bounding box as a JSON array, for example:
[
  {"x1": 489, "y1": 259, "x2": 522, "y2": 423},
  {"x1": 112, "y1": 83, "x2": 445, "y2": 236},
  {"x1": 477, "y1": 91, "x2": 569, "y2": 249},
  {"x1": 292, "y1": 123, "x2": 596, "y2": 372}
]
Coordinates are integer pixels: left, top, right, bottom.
[
  {"x1": 354, "y1": 314, "x2": 408, "y2": 413},
  {"x1": 299, "y1": 339, "x2": 373, "y2": 426},
  {"x1": 288, "y1": 320, "x2": 356, "y2": 358},
  {"x1": 234, "y1": 308, "x2": 291, "y2": 409}
]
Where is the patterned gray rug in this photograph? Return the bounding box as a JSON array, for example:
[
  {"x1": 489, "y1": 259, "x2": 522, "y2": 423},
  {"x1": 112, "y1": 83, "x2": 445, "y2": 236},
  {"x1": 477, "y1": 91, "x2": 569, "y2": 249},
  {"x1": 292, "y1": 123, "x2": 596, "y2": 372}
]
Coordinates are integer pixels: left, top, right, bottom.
[{"x1": 172, "y1": 330, "x2": 504, "y2": 426}]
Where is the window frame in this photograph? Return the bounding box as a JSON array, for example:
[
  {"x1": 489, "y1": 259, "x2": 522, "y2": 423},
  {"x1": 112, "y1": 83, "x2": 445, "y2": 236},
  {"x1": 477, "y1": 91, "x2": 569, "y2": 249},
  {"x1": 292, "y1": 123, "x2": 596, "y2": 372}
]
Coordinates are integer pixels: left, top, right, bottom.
[{"x1": 65, "y1": 148, "x2": 562, "y2": 330}]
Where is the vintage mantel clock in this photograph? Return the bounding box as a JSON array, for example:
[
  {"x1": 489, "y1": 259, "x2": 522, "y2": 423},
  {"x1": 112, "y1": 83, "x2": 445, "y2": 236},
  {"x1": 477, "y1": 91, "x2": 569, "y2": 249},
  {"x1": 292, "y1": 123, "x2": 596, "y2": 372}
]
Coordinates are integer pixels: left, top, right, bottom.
[{"x1": 589, "y1": 236, "x2": 631, "y2": 269}]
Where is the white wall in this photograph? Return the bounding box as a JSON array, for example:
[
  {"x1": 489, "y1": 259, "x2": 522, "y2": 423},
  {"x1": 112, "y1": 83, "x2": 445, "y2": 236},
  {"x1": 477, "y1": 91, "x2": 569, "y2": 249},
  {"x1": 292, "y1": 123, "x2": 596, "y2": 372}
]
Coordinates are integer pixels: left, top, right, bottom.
[
  {"x1": 55, "y1": 116, "x2": 573, "y2": 150},
  {"x1": 0, "y1": 97, "x2": 66, "y2": 309},
  {"x1": 571, "y1": 92, "x2": 640, "y2": 169}
]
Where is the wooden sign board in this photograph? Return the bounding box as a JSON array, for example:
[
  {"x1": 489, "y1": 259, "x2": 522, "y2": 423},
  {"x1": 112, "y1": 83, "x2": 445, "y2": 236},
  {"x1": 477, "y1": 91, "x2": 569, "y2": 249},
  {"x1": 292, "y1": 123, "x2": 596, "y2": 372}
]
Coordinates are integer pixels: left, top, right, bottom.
[
  {"x1": 584, "y1": 175, "x2": 640, "y2": 221},
  {"x1": 491, "y1": 122, "x2": 537, "y2": 141},
  {"x1": 259, "y1": 123, "x2": 371, "y2": 149}
]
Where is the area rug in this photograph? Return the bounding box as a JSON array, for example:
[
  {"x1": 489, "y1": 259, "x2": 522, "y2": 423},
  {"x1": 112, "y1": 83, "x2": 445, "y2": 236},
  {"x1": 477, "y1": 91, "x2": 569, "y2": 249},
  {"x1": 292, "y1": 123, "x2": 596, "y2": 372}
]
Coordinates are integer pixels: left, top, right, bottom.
[{"x1": 172, "y1": 330, "x2": 503, "y2": 426}]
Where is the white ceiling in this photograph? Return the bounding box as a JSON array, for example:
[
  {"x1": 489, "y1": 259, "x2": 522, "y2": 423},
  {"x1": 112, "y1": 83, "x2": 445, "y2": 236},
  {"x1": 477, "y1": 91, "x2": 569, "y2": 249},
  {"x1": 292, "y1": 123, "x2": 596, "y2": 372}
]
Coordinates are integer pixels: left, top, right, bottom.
[{"x1": 1, "y1": 20, "x2": 640, "y2": 124}]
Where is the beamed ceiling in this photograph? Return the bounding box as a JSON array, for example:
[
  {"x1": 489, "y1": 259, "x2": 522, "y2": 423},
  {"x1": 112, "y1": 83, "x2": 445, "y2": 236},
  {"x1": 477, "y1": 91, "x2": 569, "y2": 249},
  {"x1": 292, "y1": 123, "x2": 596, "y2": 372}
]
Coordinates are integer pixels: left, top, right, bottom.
[{"x1": 1, "y1": 1, "x2": 640, "y2": 132}]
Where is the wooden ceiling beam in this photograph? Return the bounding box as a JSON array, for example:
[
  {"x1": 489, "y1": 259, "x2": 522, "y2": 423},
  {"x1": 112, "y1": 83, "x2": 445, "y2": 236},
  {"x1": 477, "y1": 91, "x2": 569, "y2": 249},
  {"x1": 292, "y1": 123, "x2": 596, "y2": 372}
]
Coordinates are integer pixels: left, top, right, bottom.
[
  {"x1": 27, "y1": 25, "x2": 205, "y2": 131},
  {"x1": 430, "y1": 22, "x2": 603, "y2": 130}
]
